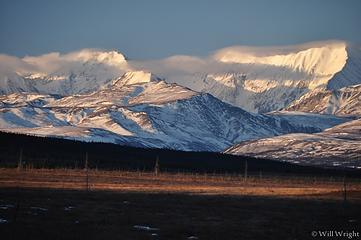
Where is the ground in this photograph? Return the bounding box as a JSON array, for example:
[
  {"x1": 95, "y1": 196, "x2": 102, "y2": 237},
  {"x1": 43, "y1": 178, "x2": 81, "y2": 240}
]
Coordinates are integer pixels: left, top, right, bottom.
[{"x1": 0, "y1": 168, "x2": 360, "y2": 240}]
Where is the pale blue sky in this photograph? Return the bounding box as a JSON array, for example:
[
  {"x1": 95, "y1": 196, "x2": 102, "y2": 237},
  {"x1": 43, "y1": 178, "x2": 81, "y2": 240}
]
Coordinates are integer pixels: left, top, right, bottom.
[{"x1": 0, "y1": 0, "x2": 360, "y2": 59}]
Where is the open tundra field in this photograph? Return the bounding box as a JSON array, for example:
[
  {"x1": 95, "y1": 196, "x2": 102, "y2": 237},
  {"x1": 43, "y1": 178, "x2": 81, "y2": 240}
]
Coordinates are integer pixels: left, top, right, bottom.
[
  {"x1": 0, "y1": 168, "x2": 361, "y2": 240},
  {"x1": 1, "y1": 168, "x2": 361, "y2": 197}
]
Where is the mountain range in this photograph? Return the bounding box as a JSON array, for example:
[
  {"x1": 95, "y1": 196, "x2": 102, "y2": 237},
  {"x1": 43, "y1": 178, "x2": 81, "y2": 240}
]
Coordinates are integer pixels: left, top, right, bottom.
[{"x1": 0, "y1": 40, "x2": 360, "y2": 168}]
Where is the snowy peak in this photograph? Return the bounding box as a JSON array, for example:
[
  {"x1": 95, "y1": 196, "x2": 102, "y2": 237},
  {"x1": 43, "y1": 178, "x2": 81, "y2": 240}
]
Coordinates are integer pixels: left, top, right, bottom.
[
  {"x1": 195, "y1": 41, "x2": 361, "y2": 112},
  {"x1": 46, "y1": 73, "x2": 197, "y2": 108},
  {"x1": 0, "y1": 49, "x2": 129, "y2": 96},
  {"x1": 327, "y1": 44, "x2": 361, "y2": 90},
  {"x1": 112, "y1": 71, "x2": 161, "y2": 87},
  {"x1": 211, "y1": 41, "x2": 361, "y2": 94},
  {"x1": 23, "y1": 49, "x2": 127, "y2": 67},
  {"x1": 212, "y1": 41, "x2": 347, "y2": 79}
]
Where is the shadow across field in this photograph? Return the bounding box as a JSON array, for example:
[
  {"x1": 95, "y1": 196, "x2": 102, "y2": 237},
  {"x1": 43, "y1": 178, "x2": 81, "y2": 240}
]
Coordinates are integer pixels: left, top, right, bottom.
[{"x1": 0, "y1": 187, "x2": 360, "y2": 240}]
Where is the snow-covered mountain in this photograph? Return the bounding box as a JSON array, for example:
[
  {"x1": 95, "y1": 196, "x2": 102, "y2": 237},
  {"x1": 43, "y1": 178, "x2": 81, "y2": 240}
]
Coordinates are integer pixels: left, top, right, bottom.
[
  {"x1": 0, "y1": 41, "x2": 360, "y2": 168},
  {"x1": 0, "y1": 71, "x2": 349, "y2": 151},
  {"x1": 284, "y1": 84, "x2": 361, "y2": 116},
  {"x1": 151, "y1": 41, "x2": 361, "y2": 112},
  {"x1": 1, "y1": 41, "x2": 361, "y2": 113},
  {"x1": 0, "y1": 49, "x2": 129, "y2": 95},
  {"x1": 224, "y1": 119, "x2": 361, "y2": 168}
]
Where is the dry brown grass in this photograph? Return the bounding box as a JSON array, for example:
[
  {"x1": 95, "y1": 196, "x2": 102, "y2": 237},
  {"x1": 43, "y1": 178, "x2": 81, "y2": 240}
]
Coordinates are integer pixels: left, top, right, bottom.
[{"x1": 1, "y1": 168, "x2": 360, "y2": 200}]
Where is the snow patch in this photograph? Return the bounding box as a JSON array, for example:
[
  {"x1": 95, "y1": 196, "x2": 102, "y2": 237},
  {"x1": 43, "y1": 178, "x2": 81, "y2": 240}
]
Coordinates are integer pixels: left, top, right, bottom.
[{"x1": 133, "y1": 225, "x2": 159, "y2": 231}]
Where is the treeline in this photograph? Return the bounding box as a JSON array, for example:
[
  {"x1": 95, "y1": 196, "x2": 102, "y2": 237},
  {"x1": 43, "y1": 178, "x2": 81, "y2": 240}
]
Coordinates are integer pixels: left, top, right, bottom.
[{"x1": 0, "y1": 131, "x2": 360, "y2": 177}]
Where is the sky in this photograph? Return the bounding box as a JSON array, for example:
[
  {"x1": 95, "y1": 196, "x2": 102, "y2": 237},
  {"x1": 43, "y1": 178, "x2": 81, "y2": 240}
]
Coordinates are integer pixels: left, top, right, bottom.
[{"x1": 0, "y1": 0, "x2": 360, "y2": 59}]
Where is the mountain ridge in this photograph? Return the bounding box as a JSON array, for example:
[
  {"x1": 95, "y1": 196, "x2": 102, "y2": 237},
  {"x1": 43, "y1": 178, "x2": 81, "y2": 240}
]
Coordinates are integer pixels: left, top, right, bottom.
[{"x1": 0, "y1": 71, "x2": 349, "y2": 152}]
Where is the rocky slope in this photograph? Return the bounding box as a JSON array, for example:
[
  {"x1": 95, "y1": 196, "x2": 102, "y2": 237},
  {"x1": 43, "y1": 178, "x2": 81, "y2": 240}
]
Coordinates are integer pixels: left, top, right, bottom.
[{"x1": 284, "y1": 84, "x2": 361, "y2": 116}]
